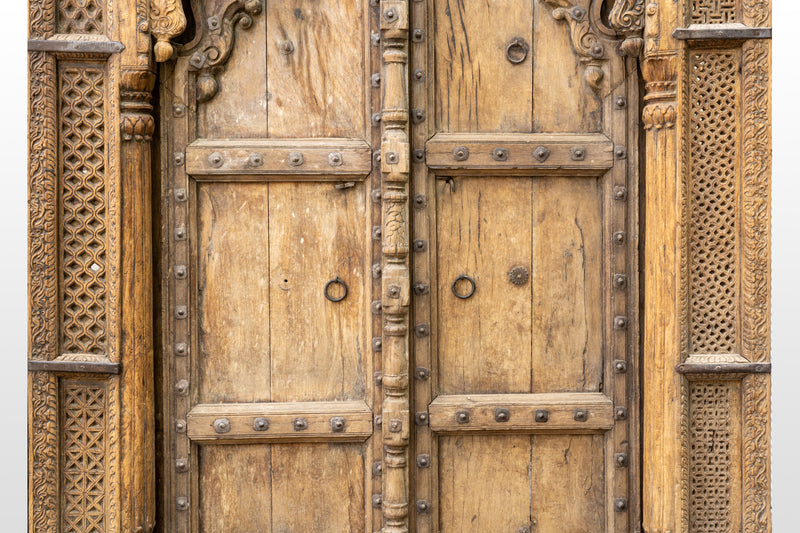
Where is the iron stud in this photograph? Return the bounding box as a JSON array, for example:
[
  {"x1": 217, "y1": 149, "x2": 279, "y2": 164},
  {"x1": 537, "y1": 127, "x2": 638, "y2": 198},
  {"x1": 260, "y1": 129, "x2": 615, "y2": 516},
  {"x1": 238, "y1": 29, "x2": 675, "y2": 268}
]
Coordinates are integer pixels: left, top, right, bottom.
[
  {"x1": 385, "y1": 151, "x2": 399, "y2": 164},
  {"x1": 414, "y1": 323, "x2": 430, "y2": 337},
  {"x1": 375, "y1": 415, "x2": 382, "y2": 427},
  {"x1": 329, "y1": 152, "x2": 343, "y2": 166},
  {"x1": 373, "y1": 461, "x2": 383, "y2": 476},
  {"x1": 614, "y1": 316, "x2": 628, "y2": 330},
  {"x1": 412, "y1": 109, "x2": 426, "y2": 123},
  {"x1": 413, "y1": 239, "x2": 427, "y2": 252},
  {"x1": 571, "y1": 146, "x2": 586, "y2": 161},
  {"x1": 175, "y1": 226, "x2": 186, "y2": 240},
  {"x1": 374, "y1": 372, "x2": 383, "y2": 386},
  {"x1": 615, "y1": 406, "x2": 627, "y2": 420},
  {"x1": 413, "y1": 283, "x2": 429, "y2": 296},
  {"x1": 288, "y1": 152, "x2": 304, "y2": 166},
  {"x1": 372, "y1": 494, "x2": 383, "y2": 508},
  {"x1": 535, "y1": 409, "x2": 549, "y2": 423},
  {"x1": 174, "y1": 379, "x2": 189, "y2": 395},
  {"x1": 213, "y1": 418, "x2": 230, "y2": 434},
  {"x1": 615, "y1": 96, "x2": 627, "y2": 109},
  {"x1": 174, "y1": 343, "x2": 188, "y2": 356},
  {"x1": 330, "y1": 417, "x2": 346, "y2": 432},
  {"x1": 413, "y1": 194, "x2": 427, "y2": 208},
  {"x1": 456, "y1": 410, "x2": 470, "y2": 424},
  {"x1": 279, "y1": 40, "x2": 294, "y2": 55},
  {"x1": 175, "y1": 458, "x2": 188, "y2": 472},
  {"x1": 453, "y1": 146, "x2": 469, "y2": 161},
  {"x1": 416, "y1": 500, "x2": 431, "y2": 513},
  {"x1": 614, "y1": 185, "x2": 628, "y2": 200},
  {"x1": 371, "y1": 300, "x2": 382, "y2": 315},
  {"x1": 175, "y1": 305, "x2": 188, "y2": 319},
  {"x1": 372, "y1": 337, "x2": 382, "y2": 352},
  {"x1": 174, "y1": 188, "x2": 187, "y2": 201},
  {"x1": 614, "y1": 360, "x2": 628, "y2": 373},
  {"x1": 492, "y1": 147, "x2": 509, "y2": 161},
  {"x1": 533, "y1": 146, "x2": 551, "y2": 162},
  {"x1": 495, "y1": 407, "x2": 510, "y2": 422},
  {"x1": 175, "y1": 265, "x2": 188, "y2": 279},
  {"x1": 574, "y1": 408, "x2": 588, "y2": 422},
  {"x1": 413, "y1": 149, "x2": 425, "y2": 162},
  {"x1": 293, "y1": 417, "x2": 308, "y2": 431},
  {"x1": 173, "y1": 104, "x2": 186, "y2": 117},
  {"x1": 176, "y1": 420, "x2": 186, "y2": 433},
  {"x1": 613, "y1": 231, "x2": 626, "y2": 245},
  {"x1": 253, "y1": 417, "x2": 270, "y2": 431},
  {"x1": 615, "y1": 453, "x2": 628, "y2": 467},
  {"x1": 614, "y1": 498, "x2": 628, "y2": 512},
  {"x1": 415, "y1": 367, "x2": 430, "y2": 380},
  {"x1": 417, "y1": 454, "x2": 430, "y2": 468},
  {"x1": 372, "y1": 264, "x2": 382, "y2": 279},
  {"x1": 613, "y1": 274, "x2": 628, "y2": 288},
  {"x1": 173, "y1": 152, "x2": 184, "y2": 166},
  {"x1": 415, "y1": 412, "x2": 428, "y2": 426},
  {"x1": 615, "y1": 145, "x2": 627, "y2": 159},
  {"x1": 389, "y1": 419, "x2": 402, "y2": 432},
  {"x1": 413, "y1": 69, "x2": 426, "y2": 81},
  {"x1": 208, "y1": 152, "x2": 223, "y2": 168},
  {"x1": 248, "y1": 153, "x2": 263, "y2": 167},
  {"x1": 412, "y1": 28, "x2": 425, "y2": 41},
  {"x1": 383, "y1": 7, "x2": 397, "y2": 22},
  {"x1": 176, "y1": 497, "x2": 189, "y2": 511}
]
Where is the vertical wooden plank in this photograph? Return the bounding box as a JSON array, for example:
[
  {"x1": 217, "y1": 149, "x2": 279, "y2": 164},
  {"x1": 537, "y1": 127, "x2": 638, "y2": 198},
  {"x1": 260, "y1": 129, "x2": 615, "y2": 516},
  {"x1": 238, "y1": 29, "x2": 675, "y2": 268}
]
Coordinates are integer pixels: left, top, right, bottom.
[
  {"x1": 201, "y1": 13, "x2": 268, "y2": 139},
  {"x1": 532, "y1": 1, "x2": 602, "y2": 133},
  {"x1": 196, "y1": 182, "x2": 270, "y2": 403},
  {"x1": 437, "y1": 177, "x2": 533, "y2": 394},
  {"x1": 531, "y1": 435, "x2": 605, "y2": 532},
  {"x1": 271, "y1": 444, "x2": 365, "y2": 532},
  {"x1": 531, "y1": 178, "x2": 603, "y2": 393},
  {"x1": 266, "y1": 0, "x2": 366, "y2": 138},
  {"x1": 438, "y1": 435, "x2": 532, "y2": 532},
  {"x1": 269, "y1": 182, "x2": 367, "y2": 402},
  {"x1": 433, "y1": 0, "x2": 533, "y2": 133},
  {"x1": 199, "y1": 445, "x2": 272, "y2": 533}
]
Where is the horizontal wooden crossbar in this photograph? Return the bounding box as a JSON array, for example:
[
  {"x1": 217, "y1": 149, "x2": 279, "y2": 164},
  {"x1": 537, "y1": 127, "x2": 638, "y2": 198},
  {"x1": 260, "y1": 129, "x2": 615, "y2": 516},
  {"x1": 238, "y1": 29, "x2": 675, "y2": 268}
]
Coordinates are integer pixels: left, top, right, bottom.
[
  {"x1": 187, "y1": 400, "x2": 373, "y2": 443},
  {"x1": 428, "y1": 392, "x2": 614, "y2": 433}
]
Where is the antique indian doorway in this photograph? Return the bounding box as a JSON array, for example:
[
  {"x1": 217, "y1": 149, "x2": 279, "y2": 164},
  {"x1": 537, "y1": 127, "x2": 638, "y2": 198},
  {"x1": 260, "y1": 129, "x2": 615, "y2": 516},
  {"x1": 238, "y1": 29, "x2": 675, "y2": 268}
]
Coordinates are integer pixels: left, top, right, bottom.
[
  {"x1": 158, "y1": 1, "x2": 639, "y2": 531},
  {"x1": 26, "y1": 0, "x2": 774, "y2": 531}
]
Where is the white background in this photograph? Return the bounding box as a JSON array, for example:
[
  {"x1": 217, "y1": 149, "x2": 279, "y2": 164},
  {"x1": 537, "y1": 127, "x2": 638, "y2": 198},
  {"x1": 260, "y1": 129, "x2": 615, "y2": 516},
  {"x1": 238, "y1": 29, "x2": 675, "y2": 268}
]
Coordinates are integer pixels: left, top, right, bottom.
[{"x1": 0, "y1": 2, "x2": 797, "y2": 530}]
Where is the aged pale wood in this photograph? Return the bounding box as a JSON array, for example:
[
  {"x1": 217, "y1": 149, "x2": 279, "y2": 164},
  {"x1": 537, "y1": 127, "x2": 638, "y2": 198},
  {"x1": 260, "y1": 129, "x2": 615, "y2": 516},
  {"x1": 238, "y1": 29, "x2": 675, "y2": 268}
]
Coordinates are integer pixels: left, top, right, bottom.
[
  {"x1": 433, "y1": 0, "x2": 533, "y2": 133},
  {"x1": 436, "y1": 177, "x2": 533, "y2": 395},
  {"x1": 197, "y1": 182, "x2": 271, "y2": 404},
  {"x1": 268, "y1": 181, "x2": 367, "y2": 402},
  {"x1": 531, "y1": 177, "x2": 603, "y2": 393},
  {"x1": 425, "y1": 133, "x2": 614, "y2": 172},
  {"x1": 266, "y1": 0, "x2": 366, "y2": 138},
  {"x1": 198, "y1": 445, "x2": 272, "y2": 533},
  {"x1": 530, "y1": 435, "x2": 606, "y2": 531},
  {"x1": 187, "y1": 400, "x2": 373, "y2": 442},
  {"x1": 438, "y1": 435, "x2": 532, "y2": 532},
  {"x1": 185, "y1": 138, "x2": 372, "y2": 177}
]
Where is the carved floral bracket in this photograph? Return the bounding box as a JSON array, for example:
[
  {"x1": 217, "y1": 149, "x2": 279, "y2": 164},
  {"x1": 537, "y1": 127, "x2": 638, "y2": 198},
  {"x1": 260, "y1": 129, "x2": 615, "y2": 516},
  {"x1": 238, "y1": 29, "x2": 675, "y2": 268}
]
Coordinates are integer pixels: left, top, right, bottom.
[{"x1": 187, "y1": 0, "x2": 264, "y2": 102}]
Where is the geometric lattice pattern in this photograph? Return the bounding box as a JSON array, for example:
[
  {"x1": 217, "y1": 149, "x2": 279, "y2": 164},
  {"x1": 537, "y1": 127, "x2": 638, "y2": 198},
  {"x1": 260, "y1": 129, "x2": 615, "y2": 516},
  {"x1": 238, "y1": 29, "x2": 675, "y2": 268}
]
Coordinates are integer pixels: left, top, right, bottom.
[
  {"x1": 691, "y1": 0, "x2": 737, "y2": 24},
  {"x1": 60, "y1": 67, "x2": 107, "y2": 355},
  {"x1": 689, "y1": 52, "x2": 739, "y2": 354},
  {"x1": 57, "y1": 0, "x2": 103, "y2": 34},
  {"x1": 689, "y1": 381, "x2": 734, "y2": 532},
  {"x1": 61, "y1": 381, "x2": 106, "y2": 533}
]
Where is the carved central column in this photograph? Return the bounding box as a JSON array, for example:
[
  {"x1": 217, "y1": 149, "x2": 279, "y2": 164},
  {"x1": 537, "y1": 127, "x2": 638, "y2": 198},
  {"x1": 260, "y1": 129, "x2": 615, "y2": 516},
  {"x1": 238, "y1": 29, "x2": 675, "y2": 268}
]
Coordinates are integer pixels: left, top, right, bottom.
[{"x1": 379, "y1": 2, "x2": 411, "y2": 532}]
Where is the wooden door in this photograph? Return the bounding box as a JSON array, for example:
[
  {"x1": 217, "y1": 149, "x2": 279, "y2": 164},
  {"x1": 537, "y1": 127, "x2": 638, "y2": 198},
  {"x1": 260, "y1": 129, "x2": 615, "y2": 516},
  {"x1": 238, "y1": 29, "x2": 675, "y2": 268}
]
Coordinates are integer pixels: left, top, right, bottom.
[{"x1": 159, "y1": 1, "x2": 638, "y2": 531}]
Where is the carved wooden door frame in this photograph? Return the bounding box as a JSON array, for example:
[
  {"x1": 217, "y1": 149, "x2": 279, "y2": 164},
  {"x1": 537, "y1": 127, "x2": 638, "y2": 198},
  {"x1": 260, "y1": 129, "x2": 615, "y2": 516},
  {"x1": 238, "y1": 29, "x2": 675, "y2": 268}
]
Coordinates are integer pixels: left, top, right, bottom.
[{"x1": 26, "y1": 1, "x2": 772, "y2": 532}]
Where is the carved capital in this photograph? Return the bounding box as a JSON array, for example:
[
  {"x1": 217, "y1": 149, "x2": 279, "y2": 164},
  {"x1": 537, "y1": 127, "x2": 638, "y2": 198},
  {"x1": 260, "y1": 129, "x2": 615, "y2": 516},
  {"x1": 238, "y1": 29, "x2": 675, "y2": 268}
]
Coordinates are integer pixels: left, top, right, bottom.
[
  {"x1": 150, "y1": 0, "x2": 187, "y2": 62},
  {"x1": 121, "y1": 68, "x2": 157, "y2": 142},
  {"x1": 609, "y1": 0, "x2": 645, "y2": 56},
  {"x1": 641, "y1": 52, "x2": 677, "y2": 129}
]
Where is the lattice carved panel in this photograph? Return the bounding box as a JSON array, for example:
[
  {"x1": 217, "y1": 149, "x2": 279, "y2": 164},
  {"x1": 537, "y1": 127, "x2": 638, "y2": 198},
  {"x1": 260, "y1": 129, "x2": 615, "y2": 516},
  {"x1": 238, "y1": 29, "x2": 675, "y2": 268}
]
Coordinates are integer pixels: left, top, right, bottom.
[
  {"x1": 61, "y1": 380, "x2": 108, "y2": 533},
  {"x1": 57, "y1": 0, "x2": 103, "y2": 34},
  {"x1": 691, "y1": 0, "x2": 737, "y2": 24},
  {"x1": 59, "y1": 65, "x2": 107, "y2": 355},
  {"x1": 689, "y1": 51, "x2": 739, "y2": 354}
]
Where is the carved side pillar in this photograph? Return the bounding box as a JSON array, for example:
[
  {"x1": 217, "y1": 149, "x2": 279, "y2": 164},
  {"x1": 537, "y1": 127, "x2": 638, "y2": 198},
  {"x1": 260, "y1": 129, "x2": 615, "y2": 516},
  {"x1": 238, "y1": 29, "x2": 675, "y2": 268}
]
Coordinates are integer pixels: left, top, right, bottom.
[
  {"x1": 379, "y1": 2, "x2": 411, "y2": 532},
  {"x1": 643, "y1": 1, "x2": 772, "y2": 532},
  {"x1": 640, "y1": 4, "x2": 682, "y2": 531},
  {"x1": 27, "y1": 0, "x2": 184, "y2": 531}
]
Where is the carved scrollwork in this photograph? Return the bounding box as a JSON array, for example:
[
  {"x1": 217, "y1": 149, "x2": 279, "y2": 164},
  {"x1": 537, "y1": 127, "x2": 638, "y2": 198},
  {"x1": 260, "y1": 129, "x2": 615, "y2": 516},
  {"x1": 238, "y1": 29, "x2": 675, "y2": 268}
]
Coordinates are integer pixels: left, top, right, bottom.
[
  {"x1": 150, "y1": 0, "x2": 187, "y2": 62},
  {"x1": 540, "y1": 0, "x2": 606, "y2": 92},
  {"x1": 609, "y1": 0, "x2": 645, "y2": 56},
  {"x1": 188, "y1": 0, "x2": 264, "y2": 103}
]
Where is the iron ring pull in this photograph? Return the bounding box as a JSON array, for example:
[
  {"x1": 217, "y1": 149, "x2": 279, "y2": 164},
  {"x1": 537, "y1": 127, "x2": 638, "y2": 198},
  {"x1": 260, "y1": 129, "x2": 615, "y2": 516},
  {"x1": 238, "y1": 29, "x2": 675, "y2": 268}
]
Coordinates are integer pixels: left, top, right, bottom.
[
  {"x1": 452, "y1": 275, "x2": 476, "y2": 300},
  {"x1": 505, "y1": 37, "x2": 530, "y2": 64},
  {"x1": 324, "y1": 276, "x2": 348, "y2": 302}
]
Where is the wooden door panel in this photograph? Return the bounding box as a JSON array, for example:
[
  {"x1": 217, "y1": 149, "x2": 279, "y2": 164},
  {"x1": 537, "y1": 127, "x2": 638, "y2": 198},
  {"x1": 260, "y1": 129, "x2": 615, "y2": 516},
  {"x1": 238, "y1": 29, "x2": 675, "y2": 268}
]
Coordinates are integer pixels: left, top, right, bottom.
[
  {"x1": 199, "y1": 0, "x2": 369, "y2": 139},
  {"x1": 436, "y1": 176, "x2": 603, "y2": 395},
  {"x1": 194, "y1": 180, "x2": 368, "y2": 404},
  {"x1": 198, "y1": 443, "x2": 366, "y2": 533},
  {"x1": 438, "y1": 434, "x2": 605, "y2": 533},
  {"x1": 433, "y1": 0, "x2": 534, "y2": 133}
]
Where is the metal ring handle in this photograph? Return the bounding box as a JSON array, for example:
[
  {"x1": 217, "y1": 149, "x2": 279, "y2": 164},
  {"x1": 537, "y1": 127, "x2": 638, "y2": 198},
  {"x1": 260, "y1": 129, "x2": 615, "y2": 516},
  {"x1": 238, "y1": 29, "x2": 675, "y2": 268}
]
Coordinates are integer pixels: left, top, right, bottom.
[
  {"x1": 451, "y1": 275, "x2": 476, "y2": 300},
  {"x1": 324, "y1": 276, "x2": 348, "y2": 302},
  {"x1": 505, "y1": 37, "x2": 530, "y2": 64}
]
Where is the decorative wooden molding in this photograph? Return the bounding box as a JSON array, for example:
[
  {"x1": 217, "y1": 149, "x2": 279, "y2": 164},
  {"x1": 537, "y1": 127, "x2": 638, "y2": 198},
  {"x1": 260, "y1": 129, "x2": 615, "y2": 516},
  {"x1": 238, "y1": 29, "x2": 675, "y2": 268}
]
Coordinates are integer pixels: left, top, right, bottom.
[
  {"x1": 540, "y1": 0, "x2": 607, "y2": 92},
  {"x1": 150, "y1": 0, "x2": 186, "y2": 62},
  {"x1": 380, "y1": 2, "x2": 410, "y2": 532},
  {"x1": 187, "y1": 0, "x2": 263, "y2": 102}
]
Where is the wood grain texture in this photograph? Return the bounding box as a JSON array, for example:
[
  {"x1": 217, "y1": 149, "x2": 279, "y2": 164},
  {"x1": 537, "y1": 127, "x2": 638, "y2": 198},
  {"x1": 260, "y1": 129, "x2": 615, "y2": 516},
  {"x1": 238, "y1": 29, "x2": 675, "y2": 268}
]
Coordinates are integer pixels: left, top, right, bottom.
[
  {"x1": 199, "y1": 445, "x2": 272, "y2": 533},
  {"x1": 530, "y1": 435, "x2": 605, "y2": 532},
  {"x1": 267, "y1": 0, "x2": 366, "y2": 138},
  {"x1": 434, "y1": 0, "x2": 533, "y2": 133},
  {"x1": 269, "y1": 181, "x2": 367, "y2": 402},
  {"x1": 197, "y1": 182, "x2": 271, "y2": 403},
  {"x1": 531, "y1": 177, "x2": 603, "y2": 393},
  {"x1": 271, "y1": 444, "x2": 366, "y2": 532},
  {"x1": 437, "y1": 177, "x2": 532, "y2": 394},
  {"x1": 438, "y1": 435, "x2": 532, "y2": 532}
]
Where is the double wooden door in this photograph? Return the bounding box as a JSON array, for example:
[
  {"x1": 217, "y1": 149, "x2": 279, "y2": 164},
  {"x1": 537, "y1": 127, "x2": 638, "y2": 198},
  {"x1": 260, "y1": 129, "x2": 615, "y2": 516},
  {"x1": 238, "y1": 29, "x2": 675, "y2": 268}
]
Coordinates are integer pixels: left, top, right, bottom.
[{"x1": 159, "y1": 1, "x2": 638, "y2": 531}]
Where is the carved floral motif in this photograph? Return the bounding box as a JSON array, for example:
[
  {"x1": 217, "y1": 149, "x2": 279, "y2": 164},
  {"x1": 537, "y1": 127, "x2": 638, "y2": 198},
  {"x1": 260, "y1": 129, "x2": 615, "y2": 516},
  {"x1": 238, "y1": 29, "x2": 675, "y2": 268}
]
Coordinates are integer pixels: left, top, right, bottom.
[
  {"x1": 188, "y1": 0, "x2": 263, "y2": 102},
  {"x1": 540, "y1": 0, "x2": 606, "y2": 92},
  {"x1": 609, "y1": 0, "x2": 645, "y2": 56},
  {"x1": 150, "y1": 0, "x2": 187, "y2": 62},
  {"x1": 31, "y1": 372, "x2": 59, "y2": 533}
]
